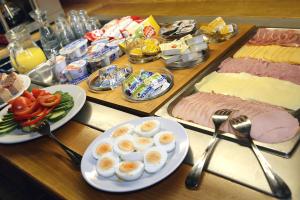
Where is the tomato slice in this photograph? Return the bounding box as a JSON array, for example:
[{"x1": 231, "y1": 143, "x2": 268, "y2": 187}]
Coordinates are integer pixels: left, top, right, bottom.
[
  {"x1": 31, "y1": 88, "x2": 50, "y2": 98},
  {"x1": 9, "y1": 96, "x2": 32, "y2": 113},
  {"x1": 14, "y1": 106, "x2": 43, "y2": 121},
  {"x1": 22, "y1": 91, "x2": 36, "y2": 102},
  {"x1": 13, "y1": 100, "x2": 39, "y2": 116},
  {"x1": 21, "y1": 106, "x2": 55, "y2": 127},
  {"x1": 37, "y1": 93, "x2": 61, "y2": 107}
]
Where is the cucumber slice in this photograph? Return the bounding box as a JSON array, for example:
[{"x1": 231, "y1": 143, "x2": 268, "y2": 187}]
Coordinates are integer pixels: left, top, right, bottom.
[
  {"x1": 0, "y1": 119, "x2": 16, "y2": 126},
  {"x1": 53, "y1": 102, "x2": 74, "y2": 112},
  {"x1": 0, "y1": 121, "x2": 17, "y2": 130},
  {"x1": 48, "y1": 110, "x2": 67, "y2": 122},
  {"x1": 0, "y1": 124, "x2": 17, "y2": 135},
  {"x1": 1, "y1": 113, "x2": 14, "y2": 121},
  {"x1": 61, "y1": 95, "x2": 73, "y2": 103}
]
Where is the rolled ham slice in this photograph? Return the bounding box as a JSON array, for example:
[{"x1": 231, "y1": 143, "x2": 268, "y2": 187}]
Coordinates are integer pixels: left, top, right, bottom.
[
  {"x1": 172, "y1": 92, "x2": 299, "y2": 143},
  {"x1": 248, "y1": 28, "x2": 300, "y2": 47},
  {"x1": 218, "y1": 57, "x2": 300, "y2": 85}
]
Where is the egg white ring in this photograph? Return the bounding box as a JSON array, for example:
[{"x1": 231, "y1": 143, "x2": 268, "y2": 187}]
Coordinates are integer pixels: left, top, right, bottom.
[
  {"x1": 110, "y1": 123, "x2": 135, "y2": 139},
  {"x1": 92, "y1": 138, "x2": 114, "y2": 160},
  {"x1": 134, "y1": 120, "x2": 160, "y2": 138},
  {"x1": 115, "y1": 161, "x2": 145, "y2": 181},
  {"x1": 144, "y1": 147, "x2": 168, "y2": 173},
  {"x1": 153, "y1": 131, "x2": 176, "y2": 153},
  {"x1": 133, "y1": 136, "x2": 154, "y2": 152},
  {"x1": 113, "y1": 135, "x2": 136, "y2": 157},
  {"x1": 96, "y1": 153, "x2": 120, "y2": 177}
]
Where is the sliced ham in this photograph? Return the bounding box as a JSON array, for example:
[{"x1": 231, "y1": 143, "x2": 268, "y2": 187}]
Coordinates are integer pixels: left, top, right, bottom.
[
  {"x1": 218, "y1": 57, "x2": 300, "y2": 85},
  {"x1": 171, "y1": 92, "x2": 299, "y2": 144},
  {"x1": 248, "y1": 28, "x2": 300, "y2": 47}
]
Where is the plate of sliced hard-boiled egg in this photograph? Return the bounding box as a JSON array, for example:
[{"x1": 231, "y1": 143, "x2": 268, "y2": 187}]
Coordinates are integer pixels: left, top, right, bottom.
[{"x1": 80, "y1": 116, "x2": 189, "y2": 192}]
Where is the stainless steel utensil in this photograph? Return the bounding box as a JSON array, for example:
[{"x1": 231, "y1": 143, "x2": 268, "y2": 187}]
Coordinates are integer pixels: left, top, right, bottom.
[
  {"x1": 185, "y1": 109, "x2": 233, "y2": 189},
  {"x1": 37, "y1": 121, "x2": 82, "y2": 167},
  {"x1": 229, "y1": 115, "x2": 291, "y2": 199}
]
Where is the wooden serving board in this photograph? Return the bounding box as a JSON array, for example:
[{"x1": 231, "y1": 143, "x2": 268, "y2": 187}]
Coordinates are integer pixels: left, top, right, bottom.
[{"x1": 78, "y1": 24, "x2": 255, "y2": 115}]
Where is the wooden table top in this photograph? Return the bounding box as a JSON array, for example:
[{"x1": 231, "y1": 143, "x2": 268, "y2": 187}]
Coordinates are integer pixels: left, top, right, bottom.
[
  {"x1": 78, "y1": 24, "x2": 255, "y2": 115},
  {"x1": 0, "y1": 120, "x2": 272, "y2": 200}
]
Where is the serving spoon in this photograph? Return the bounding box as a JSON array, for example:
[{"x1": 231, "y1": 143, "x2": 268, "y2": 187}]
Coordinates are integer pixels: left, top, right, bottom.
[{"x1": 229, "y1": 115, "x2": 291, "y2": 199}]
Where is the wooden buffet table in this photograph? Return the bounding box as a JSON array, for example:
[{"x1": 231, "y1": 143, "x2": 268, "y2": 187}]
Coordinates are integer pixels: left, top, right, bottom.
[
  {"x1": 0, "y1": 24, "x2": 278, "y2": 200},
  {"x1": 79, "y1": 24, "x2": 255, "y2": 115},
  {"x1": 0, "y1": 120, "x2": 272, "y2": 200}
]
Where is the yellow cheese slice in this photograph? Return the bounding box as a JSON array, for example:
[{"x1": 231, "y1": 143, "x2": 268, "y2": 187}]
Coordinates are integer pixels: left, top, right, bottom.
[{"x1": 195, "y1": 72, "x2": 300, "y2": 110}]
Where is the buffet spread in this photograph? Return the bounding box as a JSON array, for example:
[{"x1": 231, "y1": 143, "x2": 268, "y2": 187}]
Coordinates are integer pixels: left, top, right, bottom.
[{"x1": 0, "y1": 12, "x2": 299, "y2": 197}]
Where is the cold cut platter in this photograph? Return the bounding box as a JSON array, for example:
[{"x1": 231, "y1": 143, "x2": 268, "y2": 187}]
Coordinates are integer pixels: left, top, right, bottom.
[{"x1": 156, "y1": 28, "x2": 300, "y2": 158}]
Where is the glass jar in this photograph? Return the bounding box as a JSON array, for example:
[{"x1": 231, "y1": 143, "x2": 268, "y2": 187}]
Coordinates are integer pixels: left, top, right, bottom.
[
  {"x1": 68, "y1": 10, "x2": 85, "y2": 39},
  {"x1": 85, "y1": 17, "x2": 101, "y2": 32},
  {"x1": 6, "y1": 25, "x2": 47, "y2": 74},
  {"x1": 30, "y1": 9, "x2": 61, "y2": 59},
  {"x1": 55, "y1": 16, "x2": 76, "y2": 47}
]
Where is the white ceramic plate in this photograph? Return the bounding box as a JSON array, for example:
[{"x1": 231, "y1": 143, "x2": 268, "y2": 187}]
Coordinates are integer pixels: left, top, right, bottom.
[
  {"x1": 0, "y1": 74, "x2": 31, "y2": 109},
  {"x1": 81, "y1": 116, "x2": 189, "y2": 193},
  {"x1": 0, "y1": 84, "x2": 86, "y2": 144}
]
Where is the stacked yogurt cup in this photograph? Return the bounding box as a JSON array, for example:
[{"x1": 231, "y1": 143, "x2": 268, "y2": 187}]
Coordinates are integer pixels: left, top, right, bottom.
[{"x1": 160, "y1": 34, "x2": 208, "y2": 69}]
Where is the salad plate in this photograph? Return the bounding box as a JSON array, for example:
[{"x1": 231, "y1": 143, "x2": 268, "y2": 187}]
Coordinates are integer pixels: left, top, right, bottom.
[
  {"x1": 81, "y1": 116, "x2": 189, "y2": 192},
  {"x1": 0, "y1": 84, "x2": 86, "y2": 144}
]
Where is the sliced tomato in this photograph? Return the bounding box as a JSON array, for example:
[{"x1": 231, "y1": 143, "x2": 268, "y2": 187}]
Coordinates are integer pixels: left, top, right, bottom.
[
  {"x1": 22, "y1": 91, "x2": 36, "y2": 102},
  {"x1": 9, "y1": 96, "x2": 32, "y2": 113},
  {"x1": 13, "y1": 100, "x2": 39, "y2": 116},
  {"x1": 21, "y1": 106, "x2": 54, "y2": 127},
  {"x1": 31, "y1": 88, "x2": 50, "y2": 98},
  {"x1": 37, "y1": 93, "x2": 61, "y2": 107},
  {"x1": 14, "y1": 106, "x2": 43, "y2": 121}
]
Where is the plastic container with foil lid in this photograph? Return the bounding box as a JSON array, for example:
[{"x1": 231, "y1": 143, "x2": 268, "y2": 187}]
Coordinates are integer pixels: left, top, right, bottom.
[
  {"x1": 86, "y1": 45, "x2": 121, "y2": 73},
  {"x1": 63, "y1": 59, "x2": 88, "y2": 82},
  {"x1": 54, "y1": 55, "x2": 67, "y2": 83},
  {"x1": 87, "y1": 64, "x2": 132, "y2": 91},
  {"x1": 59, "y1": 38, "x2": 88, "y2": 61}
]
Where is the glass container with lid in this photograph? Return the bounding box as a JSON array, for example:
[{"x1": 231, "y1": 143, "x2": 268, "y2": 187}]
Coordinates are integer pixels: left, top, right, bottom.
[{"x1": 6, "y1": 24, "x2": 47, "y2": 74}]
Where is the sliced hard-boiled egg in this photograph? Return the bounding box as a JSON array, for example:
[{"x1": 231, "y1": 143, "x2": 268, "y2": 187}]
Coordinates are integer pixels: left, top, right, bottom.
[
  {"x1": 92, "y1": 138, "x2": 114, "y2": 159},
  {"x1": 154, "y1": 131, "x2": 176, "y2": 152},
  {"x1": 115, "y1": 161, "x2": 144, "y2": 181},
  {"x1": 113, "y1": 135, "x2": 135, "y2": 155},
  {"x1": 144, "y1": 147, "x2": 168, "y2": 173},
  {"x1": 135, "y1": 120, "x2": 160, "y2": 137},
  {"x1": 121, "y1": 151, "x2": 143, "y2": 161},
  {"x1": 133, "y1": 136, "x2": 154, "y2": 152},
  {"x1": 111, "y1": 123, "x2": 134, "y2": 139},
  {"x1": 96, "y1": 153, "x2": 120, "y2": 177},
  {"x1": 113, "y1": 135, "x2": 143, "y2": 161}
]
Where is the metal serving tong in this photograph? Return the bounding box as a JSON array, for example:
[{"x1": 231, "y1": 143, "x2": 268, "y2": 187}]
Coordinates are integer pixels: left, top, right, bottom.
[
  {"x1": 185, "y1": 109, "x2": 233, "y2": 189},
  {"x1": 229, "y1": 115, "x2": 291, "y2": 199},
  {"x1": 37, "y1": 121, "x2": 82, "y2": 167}
]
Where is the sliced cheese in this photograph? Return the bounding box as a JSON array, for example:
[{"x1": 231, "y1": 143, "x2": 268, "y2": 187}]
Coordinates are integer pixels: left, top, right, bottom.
[
  {"x1": 195, "y1": 72, "x2": 300, "y2": 110},
  {"x1": 234, "y1": 45, "x2": 300, "y2": 64}
]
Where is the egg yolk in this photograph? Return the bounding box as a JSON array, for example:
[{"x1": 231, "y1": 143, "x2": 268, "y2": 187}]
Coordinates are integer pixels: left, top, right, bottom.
[
  {"x1": 112, "y1": 127, "x2": 129, "y2": 138},
  {"x1": 119, "y1": 161, "x2": 138, "y2": 172},
  {"x1": 99, "y1": 158, "x2": 114, "y2": 170},
  {"x1": 137, "y1": 137, "x2": 152, "y2": 145},
  {"x1": 146, "y1": 151, "x2": 161, "y2": 164},
  {"x1": 141, "y1": 121, "x2": 156, "y2": 132},
  {"x1": 96, "y1": 143, "x2": 112, "y2": 156},
  {"x1": 118, "y1": 140, "x2": 134, "y2": 152},
  {"x1": 159, "y1": 133, "x2": 174, "y2": 144}
]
